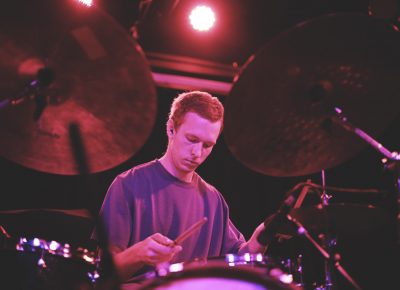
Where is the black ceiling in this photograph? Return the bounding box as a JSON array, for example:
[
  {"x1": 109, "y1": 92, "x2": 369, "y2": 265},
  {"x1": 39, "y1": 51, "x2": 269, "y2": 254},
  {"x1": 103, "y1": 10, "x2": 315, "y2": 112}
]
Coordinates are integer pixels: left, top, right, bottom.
[{"x1": 98, "y1": 0, "x2": 375, "y2": 65}]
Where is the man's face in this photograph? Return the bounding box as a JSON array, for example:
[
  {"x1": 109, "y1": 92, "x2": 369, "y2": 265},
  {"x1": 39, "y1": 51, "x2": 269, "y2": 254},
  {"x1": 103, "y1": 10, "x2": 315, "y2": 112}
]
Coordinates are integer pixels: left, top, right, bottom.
[{"x1": 168, "y1": 112, "x2": 222, "y2": 176}]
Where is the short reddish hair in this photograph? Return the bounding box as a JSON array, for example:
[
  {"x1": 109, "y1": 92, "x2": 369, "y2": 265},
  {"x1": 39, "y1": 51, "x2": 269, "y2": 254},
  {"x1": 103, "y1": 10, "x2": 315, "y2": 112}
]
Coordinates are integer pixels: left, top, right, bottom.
[{"x1": 169, "y1": 91, "x2": 224, "y2": 130}]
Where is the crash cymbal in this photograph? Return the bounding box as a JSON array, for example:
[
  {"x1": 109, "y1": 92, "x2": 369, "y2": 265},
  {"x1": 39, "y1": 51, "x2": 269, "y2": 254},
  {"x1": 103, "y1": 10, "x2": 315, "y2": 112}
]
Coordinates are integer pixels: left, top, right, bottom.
[
  {"x1": 225, "y1": 13, "x2": 400, "y2": 176},
  {"x1": 278, "y1": 203, "x2": 390, "y2": 237},
  {"x1": 0, "y1": 0, "x2": 157, "y2": 175}
]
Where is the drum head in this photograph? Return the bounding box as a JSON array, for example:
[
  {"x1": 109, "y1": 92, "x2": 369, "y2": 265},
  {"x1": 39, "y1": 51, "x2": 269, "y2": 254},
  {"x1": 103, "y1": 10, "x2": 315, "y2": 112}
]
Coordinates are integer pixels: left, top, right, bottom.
[{"x1": 138, "y1": 260, "x2": 300, "y2": 290}]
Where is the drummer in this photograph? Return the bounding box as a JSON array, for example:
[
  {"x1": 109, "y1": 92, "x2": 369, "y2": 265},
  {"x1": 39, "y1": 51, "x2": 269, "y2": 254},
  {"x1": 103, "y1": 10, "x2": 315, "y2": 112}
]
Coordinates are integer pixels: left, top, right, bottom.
[{"x1": 96, "y1": 91, "x2": 267, "y2": 289}]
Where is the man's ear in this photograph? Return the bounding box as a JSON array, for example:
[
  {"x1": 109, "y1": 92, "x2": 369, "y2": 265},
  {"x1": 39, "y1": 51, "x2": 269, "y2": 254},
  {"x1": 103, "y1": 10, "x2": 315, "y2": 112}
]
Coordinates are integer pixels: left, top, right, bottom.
[{"x1": 167, "y1": 119, "x2": 175, "y2": 137}]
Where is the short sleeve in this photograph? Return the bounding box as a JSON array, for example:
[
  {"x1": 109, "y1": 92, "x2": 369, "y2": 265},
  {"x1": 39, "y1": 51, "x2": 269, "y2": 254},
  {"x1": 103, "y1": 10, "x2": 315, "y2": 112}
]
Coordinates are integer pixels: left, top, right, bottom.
[{"x1": 97, "y1": 175, "x2": 133, "y2": 252}]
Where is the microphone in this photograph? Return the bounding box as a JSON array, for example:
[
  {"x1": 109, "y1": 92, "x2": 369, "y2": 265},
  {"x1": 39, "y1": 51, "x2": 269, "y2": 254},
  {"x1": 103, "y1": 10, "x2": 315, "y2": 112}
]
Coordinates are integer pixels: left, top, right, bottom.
[{"x1": 257, "y1": 189, "x2": 298, "y2": 246}]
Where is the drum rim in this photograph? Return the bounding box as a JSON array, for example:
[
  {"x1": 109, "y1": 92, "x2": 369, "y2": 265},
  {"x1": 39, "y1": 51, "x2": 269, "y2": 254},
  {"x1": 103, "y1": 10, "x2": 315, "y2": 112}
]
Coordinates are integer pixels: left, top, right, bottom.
[
  {"x1": 138, "y1": 262, "x2": 300, "y2": 290},
  {"x1": 0, "y1": 236, "x2": 99, "y2": 265}
]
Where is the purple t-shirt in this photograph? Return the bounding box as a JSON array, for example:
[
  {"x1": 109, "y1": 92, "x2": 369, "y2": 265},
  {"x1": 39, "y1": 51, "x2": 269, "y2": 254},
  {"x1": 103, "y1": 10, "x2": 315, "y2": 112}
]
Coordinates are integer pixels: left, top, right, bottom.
[{"x1": 98, "y1": 160, "x2": 245, "y2": 276}]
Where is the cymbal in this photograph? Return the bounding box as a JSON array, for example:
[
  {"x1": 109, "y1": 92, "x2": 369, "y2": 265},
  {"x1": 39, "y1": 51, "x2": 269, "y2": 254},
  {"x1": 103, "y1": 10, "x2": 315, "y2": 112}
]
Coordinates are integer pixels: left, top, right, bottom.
[
  {"x1": 0, "y1": 0, "x2": 157, "y2": 175},
  {"x1": 0, "y1": 208, "x2": 94, "y2": 245},
  {"x1": 224, "y1": 13, "x2": 400, "y2": 176},
  {"x1": 0, "y1": 208, "x2": 93, "y2": 219},
  {"x1": 279, "y1": 203, "x2": 390, "y2": 237}
]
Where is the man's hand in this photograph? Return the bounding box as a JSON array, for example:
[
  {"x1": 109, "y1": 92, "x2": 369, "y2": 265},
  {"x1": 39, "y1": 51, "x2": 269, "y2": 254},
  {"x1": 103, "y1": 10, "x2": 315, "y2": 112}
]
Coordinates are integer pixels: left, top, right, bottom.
[
  {"x1": 135, "y1": 233, "x2": 183, "y2": 266},
  {"x1": 112, "y1": 233, "x2": 182, "y2": 281},
  {"x1": 239, "y1": 222, "x2": 268, "y2": 254}
]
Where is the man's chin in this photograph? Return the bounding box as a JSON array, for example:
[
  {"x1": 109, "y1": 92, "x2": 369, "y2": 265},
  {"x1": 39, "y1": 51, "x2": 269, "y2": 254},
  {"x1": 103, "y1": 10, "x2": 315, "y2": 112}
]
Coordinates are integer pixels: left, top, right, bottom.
[{"x1": 181, "y1": 162, "x2": 198, "y2": 172}]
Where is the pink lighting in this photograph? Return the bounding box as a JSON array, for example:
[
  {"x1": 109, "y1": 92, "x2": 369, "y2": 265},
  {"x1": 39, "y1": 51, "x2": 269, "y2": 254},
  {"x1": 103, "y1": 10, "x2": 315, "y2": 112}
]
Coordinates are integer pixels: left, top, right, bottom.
[
  {"x1": 77, "y1": 0, "x2": 92, "y2": 7},
  {"x1": 189, "y1": 5, "x2": 216, "y2": 31}
]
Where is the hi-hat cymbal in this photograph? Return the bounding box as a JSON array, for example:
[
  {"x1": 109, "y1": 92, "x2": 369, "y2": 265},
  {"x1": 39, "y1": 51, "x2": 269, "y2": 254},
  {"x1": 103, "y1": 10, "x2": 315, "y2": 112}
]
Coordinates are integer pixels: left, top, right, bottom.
[
  {"x1": 0, "y1": 0, "x2": 157, "y2": 175},
  {"x1": 287, "y1": 203, "x2": 389, "y2": 236},
  {"x1": 225, "y1": 13, "x2": 400, "y2": 177}
]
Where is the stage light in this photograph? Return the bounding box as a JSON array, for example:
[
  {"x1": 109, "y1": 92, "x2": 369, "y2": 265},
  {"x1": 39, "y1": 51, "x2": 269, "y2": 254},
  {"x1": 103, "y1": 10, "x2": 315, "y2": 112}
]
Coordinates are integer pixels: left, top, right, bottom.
[
  {"x1": 77, "y1": 0, "x2": 93, "y2": 7},
  {"x1": 189, "y1": 5, "x2": 215, "y2": 31}
]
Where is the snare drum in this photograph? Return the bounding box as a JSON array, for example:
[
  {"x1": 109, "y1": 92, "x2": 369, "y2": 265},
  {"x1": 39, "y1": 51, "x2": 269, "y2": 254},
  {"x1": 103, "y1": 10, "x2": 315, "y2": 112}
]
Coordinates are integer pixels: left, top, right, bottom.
[
  {"x1": 138, "y1": 254, "x2": 301, "y2": 290},
  {"x1": 0, "y1": 236, "x2": 100, "y2": 290}
]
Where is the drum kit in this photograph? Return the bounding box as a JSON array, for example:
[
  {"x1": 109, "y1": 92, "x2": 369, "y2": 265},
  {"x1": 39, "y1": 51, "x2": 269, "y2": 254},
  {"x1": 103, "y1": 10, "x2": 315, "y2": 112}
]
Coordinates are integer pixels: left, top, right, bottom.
[{"x1": 1, "y1": 0, "x2": 400, "y2": 289}]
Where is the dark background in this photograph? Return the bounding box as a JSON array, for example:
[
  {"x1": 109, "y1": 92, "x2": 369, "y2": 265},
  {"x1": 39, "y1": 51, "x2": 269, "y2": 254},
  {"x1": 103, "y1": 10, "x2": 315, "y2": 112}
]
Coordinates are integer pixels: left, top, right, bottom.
[{"x1": 1, "y1": 0, "x2": 400, "y2": 289}]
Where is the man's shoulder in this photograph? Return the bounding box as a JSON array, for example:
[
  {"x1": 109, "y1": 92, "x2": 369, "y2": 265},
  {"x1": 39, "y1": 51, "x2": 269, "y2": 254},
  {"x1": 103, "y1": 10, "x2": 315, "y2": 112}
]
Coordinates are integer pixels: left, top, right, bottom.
[
  {"x1": 119, "y1": 160, "x2": 158, "y2": 177},
  {"x1": 113, "y1": 160, "x2": 159, "y2": 184},
  {"x1": 196, "y1": 174, "x2": 223, "y2": 198},
  {"x1": 108, "y1": 160, "x2": 160, "y2": 199}
]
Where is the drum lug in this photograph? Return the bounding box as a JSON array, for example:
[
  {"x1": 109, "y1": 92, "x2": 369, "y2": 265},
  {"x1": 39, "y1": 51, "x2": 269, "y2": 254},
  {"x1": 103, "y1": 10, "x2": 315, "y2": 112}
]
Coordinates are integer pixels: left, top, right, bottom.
[
  {"x1": 37, "y1": 255, "x2": 47, "y2": 269},
  {"x1": 87, "y1": 269, "x2": 100, "y2": 283}
]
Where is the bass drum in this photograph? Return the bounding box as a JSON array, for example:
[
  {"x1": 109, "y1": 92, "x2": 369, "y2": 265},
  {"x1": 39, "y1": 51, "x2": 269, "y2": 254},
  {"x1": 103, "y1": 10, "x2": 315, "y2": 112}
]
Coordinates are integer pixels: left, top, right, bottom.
[{"x1": 138, "y1": 254, "x2": 302, "y2": 290}]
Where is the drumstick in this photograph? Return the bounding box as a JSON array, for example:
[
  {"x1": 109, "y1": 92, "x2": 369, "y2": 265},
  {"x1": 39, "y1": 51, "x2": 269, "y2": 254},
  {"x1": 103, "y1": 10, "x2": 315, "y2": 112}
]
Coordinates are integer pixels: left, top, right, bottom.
[{"x1": 174, "y1": 217, "x2": 208, "y2": 245}]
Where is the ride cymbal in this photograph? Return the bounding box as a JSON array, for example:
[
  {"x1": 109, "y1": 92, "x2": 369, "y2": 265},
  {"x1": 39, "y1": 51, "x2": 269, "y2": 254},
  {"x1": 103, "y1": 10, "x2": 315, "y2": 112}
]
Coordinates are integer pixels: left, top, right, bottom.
[{"x1": 225, "y1": 13, "x2": 400, "y2": 176}]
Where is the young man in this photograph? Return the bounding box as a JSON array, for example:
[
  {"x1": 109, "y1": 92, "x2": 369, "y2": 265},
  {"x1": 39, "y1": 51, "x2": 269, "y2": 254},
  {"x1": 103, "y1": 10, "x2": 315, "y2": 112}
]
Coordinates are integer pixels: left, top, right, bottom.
[{"x1": 97, "y1": 91, "x2": 266, "y2": 288}]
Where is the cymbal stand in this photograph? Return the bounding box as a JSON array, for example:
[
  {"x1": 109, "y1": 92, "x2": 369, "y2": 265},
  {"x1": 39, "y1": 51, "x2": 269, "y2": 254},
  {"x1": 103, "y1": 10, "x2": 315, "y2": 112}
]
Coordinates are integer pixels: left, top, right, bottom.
[
  {"x1": 320, "y1": 170, "x2": 331, "y2": 206},
  {"x1": 319, "y1": 169, "x2": 335, "y2": 290},
  {"x1": 332, "y1": 107, "x2": 400, "y2": 244},
  {"x1": 286, "y1": 214, "x2": 362, "y2": 290}
]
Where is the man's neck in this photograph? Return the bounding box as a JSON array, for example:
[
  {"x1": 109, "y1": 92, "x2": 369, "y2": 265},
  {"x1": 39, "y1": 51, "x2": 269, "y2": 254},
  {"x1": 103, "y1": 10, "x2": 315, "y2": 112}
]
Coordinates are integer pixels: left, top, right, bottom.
[{"x1": 159, "y1": 154, "x2": 194, "y2": 183}]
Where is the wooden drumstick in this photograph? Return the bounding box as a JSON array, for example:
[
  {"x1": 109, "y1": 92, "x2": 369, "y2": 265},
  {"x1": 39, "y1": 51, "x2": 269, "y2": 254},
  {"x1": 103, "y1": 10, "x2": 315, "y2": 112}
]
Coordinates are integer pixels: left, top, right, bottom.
[{"x1": 174, "y1": 217, "x2": 208, "y2": 245}]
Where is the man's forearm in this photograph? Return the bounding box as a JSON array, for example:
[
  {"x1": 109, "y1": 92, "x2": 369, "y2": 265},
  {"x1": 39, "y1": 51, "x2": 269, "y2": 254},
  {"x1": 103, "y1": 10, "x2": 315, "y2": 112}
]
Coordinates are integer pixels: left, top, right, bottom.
[{"x1": 113, "y1": 247, "x2": 145, "y2": 282}]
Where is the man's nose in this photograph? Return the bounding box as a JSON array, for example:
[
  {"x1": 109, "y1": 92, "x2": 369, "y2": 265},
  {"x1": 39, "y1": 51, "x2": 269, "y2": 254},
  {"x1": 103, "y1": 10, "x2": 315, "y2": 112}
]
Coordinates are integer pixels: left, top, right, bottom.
[{"x1": 191, "y1": 143, "x2": 202, "y2": 158}]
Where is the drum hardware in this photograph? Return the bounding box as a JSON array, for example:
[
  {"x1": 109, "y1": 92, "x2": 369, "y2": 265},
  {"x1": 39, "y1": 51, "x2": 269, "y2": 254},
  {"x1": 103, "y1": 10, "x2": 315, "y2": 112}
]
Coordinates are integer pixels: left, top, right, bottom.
[
  {"x1": 286, "y1": 215, "x2": 361, "y2": 290},
  {"x1": 319, "y1": 170, "x2": 334, "y2": 290},
  {"x1": 0, "y1": 67, "x2": 54, "y2": 112},
  {"x1": 261, "y1": 179, "x2": 391, "y2": 289},
  {"x1": 333, "y1": 107, "x2": 400, "y2": 244},
  {"x1": 279, "y1": 254, "x2": 304, "y2": 288},
  {"x1": 295, "y1": 255, "x2": 304, "y2": 287},
  {"x1": 286, "y1": 169, "x2": 392, "y2": 290}
]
